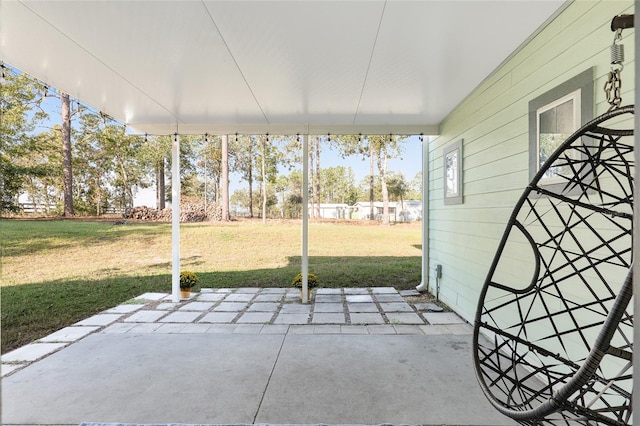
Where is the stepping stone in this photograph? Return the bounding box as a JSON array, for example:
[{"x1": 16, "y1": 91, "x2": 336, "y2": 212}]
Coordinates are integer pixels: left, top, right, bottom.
[
  {"x1": 213, "y1": 302, "x2": 248, "y2": 312},
  {"x1": 313, "y1": 325, "x2": 342, "y2": 334},
  {"x1": 178, "y1": 323, "x2": 212, "y2": 333},
  {"x1": 2, "y1": 364, "x2": 26, "y2": 377},
  {"x1": 127, "y1": 323, "x2": 162, "y2": 333},
  {"x1": 426, "y1": 303, "x2": 444, "y2": 312},
  {"x1": 316, "y1": 288, "x2": 342, "y2": 295},
  {"x1": 156, "y1": 302, "x2": 179, "y2": 311},
  {"x1": 39, "y1": 326, "x2": 100, "y2": 342},
  {"x1": 280, "y1": 304, "x2": 311, "y2": 314},
  {"x1": 343, "y1": 288, "x2": 369, "y2": 295},
  {"x1": 75, "y1": 314, "x2": 122, "y2": 326},
  {"x1": 2, "y1": 343, "x2": 67, "y2": 363},
  {"x1": 345, "y1": 295, "x2": 373, "y2": 303},
  {"x1": 199, "y1": 312, "x2": 238, "y2": 323},
  {"x1": 371, "y1": 287, "x2": 397, "y2": 294},
  {"x1": 273, "y1": 313, "x2": 309, "y2": 325},
  {"x1": 154, "y1": 323, "x2": 187, "y2": 333},
  {"x1": 399, "y1": 289, "x2": 421, "y2": 296},
  {"x1": 348, "y1": 303, "x2": 379, "y2": 313},
  {"x1": 312, "y1": 313, "x2": 346, "y2": 324},
  {"x1": 179, "y1": 302, "x2": 215, "y2": 311},
  {"x1": 104, "y1": 304, "x2": 143, "y2": 314},
  {"x1": 101, "y1": 323, "x2": 138, "y2": 334},
  {"x1": 254, "y1": 294, "x2": 284, "y2": 302},
  {"x1": 350, "y1": 313, "x2": 385, "y2": 325},
  {"x1": 423, "y1": 312, "x2": 465, "y2": 325},
  {"x1": 159, "y1": 311, "x2": 201, "y2": 323},
  {"x1": 379, "y1": 302, "x2": 414, "y2": 312},
  {"x1": 246, "y1": 302, "x2": 280, "y2": 312},
  {"x1": 124, "y1": 310, "x2": 166, "y2": 323},
  {"x1": 260, "y1": 324, "x2": 290, "y2": 334},
  {"x1": 261, "y1": 288, "x2": 287, "y2": 294},
  {"x1": 413, "y1": 302, "x2": 443, "y2": 312},
  {"x1": 235, "y1": 287, "x2": 261, "y2": 294},
  {"x1": 367, "y1": 325, "x2": 397, "y2": 335},
  {"x1": 374, "y1": 294, "x2": 404, "y2": 302},
  {"x1": 236, "y1": 312, "x2": 274, "y2": 323},
  {"x1": 234, "y1": 324, "x2": 265, "y2": 333},
  {"x1": 137, "y1": 292, "x2": 169, "y2": 301},
  {"x1": 196, "y1": 293, "x2": 226, "y2": 302},
  {"x1": 314, "y1": 295, "x2": 342, "y2": 303},
  {"x1": 386, "y1": 312, "x2": 425, "y2": 324},
  {"x1": 314, "y1": 303, "x2": 344, "y2": 313},
  {"x1": 224, "y1": 293, "x2": 254, "y2": 302}
]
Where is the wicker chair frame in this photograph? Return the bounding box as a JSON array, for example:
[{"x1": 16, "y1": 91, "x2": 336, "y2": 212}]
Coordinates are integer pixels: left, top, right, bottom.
[{"x1": 473, "y1": 105, "x2": 634, "y2": 425}]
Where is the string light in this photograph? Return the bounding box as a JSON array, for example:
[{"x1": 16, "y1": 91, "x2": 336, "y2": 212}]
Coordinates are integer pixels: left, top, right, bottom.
[
  {"x1": 144, "y1": 133, "x2": 148, "y2": 143},
  {"x1": 419, "y1": 133, "x2": 424, "y2": 143},
  {"x1": 235, "y1": 132, "x2": 238, "y2": 142}
]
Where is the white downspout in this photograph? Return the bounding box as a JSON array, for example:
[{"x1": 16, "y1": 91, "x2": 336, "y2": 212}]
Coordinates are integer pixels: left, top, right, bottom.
[
  {"x1": 632, "y1": 11, "x2": 639, "y2": 426},
  {"x1": 416, "y1": 135, "x2": 429, "y2": 293},
  {"x1": 301, "y1": 134, "x2": 309, "y2": 303},
  {"x1": 171, "y1": 133, "x2": 181, "y2": 303}
]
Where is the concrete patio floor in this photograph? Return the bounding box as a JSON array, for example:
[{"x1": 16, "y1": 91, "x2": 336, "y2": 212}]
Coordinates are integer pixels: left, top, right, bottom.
[{"x1": 1, "y1": 288, "x2": 515, "y2": 425}]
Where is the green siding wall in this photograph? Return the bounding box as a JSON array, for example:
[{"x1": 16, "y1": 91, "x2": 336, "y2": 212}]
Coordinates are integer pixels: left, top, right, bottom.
[{"x1": 429, "y1": 0, "x2": 635, "y2": 321}]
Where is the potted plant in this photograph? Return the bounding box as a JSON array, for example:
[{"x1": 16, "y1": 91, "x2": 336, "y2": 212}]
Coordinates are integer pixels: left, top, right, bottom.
[
  {"x1": 180, "y1": 271, "x2": 199, "y2": 299},
  {"x1": 292, "y1": 272, "x2": 319, "y2": 299}
]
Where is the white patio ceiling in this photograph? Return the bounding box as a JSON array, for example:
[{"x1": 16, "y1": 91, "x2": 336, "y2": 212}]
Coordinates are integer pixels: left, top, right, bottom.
[{"x1": 1, "y1": 0, "x2": 565, "y2": 136}]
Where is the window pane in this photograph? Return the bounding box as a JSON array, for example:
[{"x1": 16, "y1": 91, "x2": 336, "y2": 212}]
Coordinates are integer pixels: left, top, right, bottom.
[
  {"x1": 538, "y1": 99, "x2": 574, "y2": 180},
  {"x1": 445, "y1": 150, "x2": 458, "y2": 197}
]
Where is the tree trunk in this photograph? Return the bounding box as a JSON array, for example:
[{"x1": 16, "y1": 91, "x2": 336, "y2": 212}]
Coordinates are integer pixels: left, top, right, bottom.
[
  {"x1": 221, "y1": 134, "x2": 230, "y2": 221},
  {"x1": 156, "y1": 158, "x2": 166, "y2": 210},
  {"x1": 377, "y1": 146, "x2": 390, "y2": 225},
  {"x1": 314, "y1": 136, "x2": 321, "y2": 218},
  {"x1": 369, "y1": 143, "x2": 374, "y2": 221},
  {"x1": 261, "y1": 136, "x2": 267, "y2": 224},
  {"x1": 61, "y1": 93, "x2": 74, "y2": 216}
]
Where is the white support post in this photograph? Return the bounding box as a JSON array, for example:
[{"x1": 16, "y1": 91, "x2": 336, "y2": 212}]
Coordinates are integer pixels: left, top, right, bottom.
[
  {"x1": 416, "y1": 135, "x2": 429, "y2": 293},
  {"x1": 301, "y1": 134, "x2": 309, "y2": 303},
  {"x1": 171, "y1": 133, "x2": 181, "y2": 303}
]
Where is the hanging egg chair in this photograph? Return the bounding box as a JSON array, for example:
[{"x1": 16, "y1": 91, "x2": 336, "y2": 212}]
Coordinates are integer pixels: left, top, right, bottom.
[{"x1": 473, "y1": 104, "x2": 634, "y2": 425}]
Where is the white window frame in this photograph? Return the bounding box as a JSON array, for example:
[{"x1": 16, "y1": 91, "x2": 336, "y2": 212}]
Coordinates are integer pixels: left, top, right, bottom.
[{"x1": 535, "y1": 89, "x2": 581, "y2": 185}]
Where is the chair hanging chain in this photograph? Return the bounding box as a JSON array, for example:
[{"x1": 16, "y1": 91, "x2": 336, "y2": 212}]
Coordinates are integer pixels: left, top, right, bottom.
[{"x1": 605, "y1": 28, "x2": 624, "y2": 111}]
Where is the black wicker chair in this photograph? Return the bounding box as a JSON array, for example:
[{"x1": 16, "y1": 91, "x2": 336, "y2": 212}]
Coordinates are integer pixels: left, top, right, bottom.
[{"x1": 473, "y1": 105, "x2": 634, "y2": 425}]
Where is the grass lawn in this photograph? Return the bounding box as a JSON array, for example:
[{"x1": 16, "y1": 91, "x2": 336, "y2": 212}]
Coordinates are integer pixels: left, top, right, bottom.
[{"x1": 1, "y1": 218, "x2": 422, "y2": 353}]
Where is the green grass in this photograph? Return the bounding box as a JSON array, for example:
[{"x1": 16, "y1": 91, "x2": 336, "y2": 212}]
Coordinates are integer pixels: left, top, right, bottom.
[{"x1": 1, "y1": 218, "x2": 422, "y2": 353}]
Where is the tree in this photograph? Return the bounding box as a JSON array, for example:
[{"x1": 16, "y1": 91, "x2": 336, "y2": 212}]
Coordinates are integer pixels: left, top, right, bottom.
[
  {"x1": 386, "y1": 172, "x2": 409, "y2": 221},
  {"x1": 230, "y1": 135, "x2": 255, "y2": 217},
  {"x1": 408, "y1": 171, "x2": 422, "y2": 200},
  {"x1": 320, "y1": 166, "x2": 358, "y2": 204},
  {"x1": 60, "y1": 93, "x2": 74, "y2": 216},
  {"x1": 0, "y1": 72, "x2": 49, "y2": 212}
]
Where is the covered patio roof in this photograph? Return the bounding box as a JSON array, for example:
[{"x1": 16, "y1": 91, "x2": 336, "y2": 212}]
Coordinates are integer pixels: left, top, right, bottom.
[{"x1": 1, "y1": 0, "x2": 565, "y2": 136}]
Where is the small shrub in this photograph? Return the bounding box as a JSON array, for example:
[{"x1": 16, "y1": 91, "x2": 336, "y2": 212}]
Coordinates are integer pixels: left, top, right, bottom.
[
  {"x1": 180, "y1": 271, "x2": 199, "y2": 289},
  {"x1": 291, "y1": 273, "x2": 319, "y2": 288}
]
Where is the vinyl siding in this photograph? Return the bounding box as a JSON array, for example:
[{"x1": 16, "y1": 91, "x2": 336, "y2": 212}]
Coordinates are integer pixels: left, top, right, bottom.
[{"x1": 428, "y1": 0, "x2": 635, "y2": 322}]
